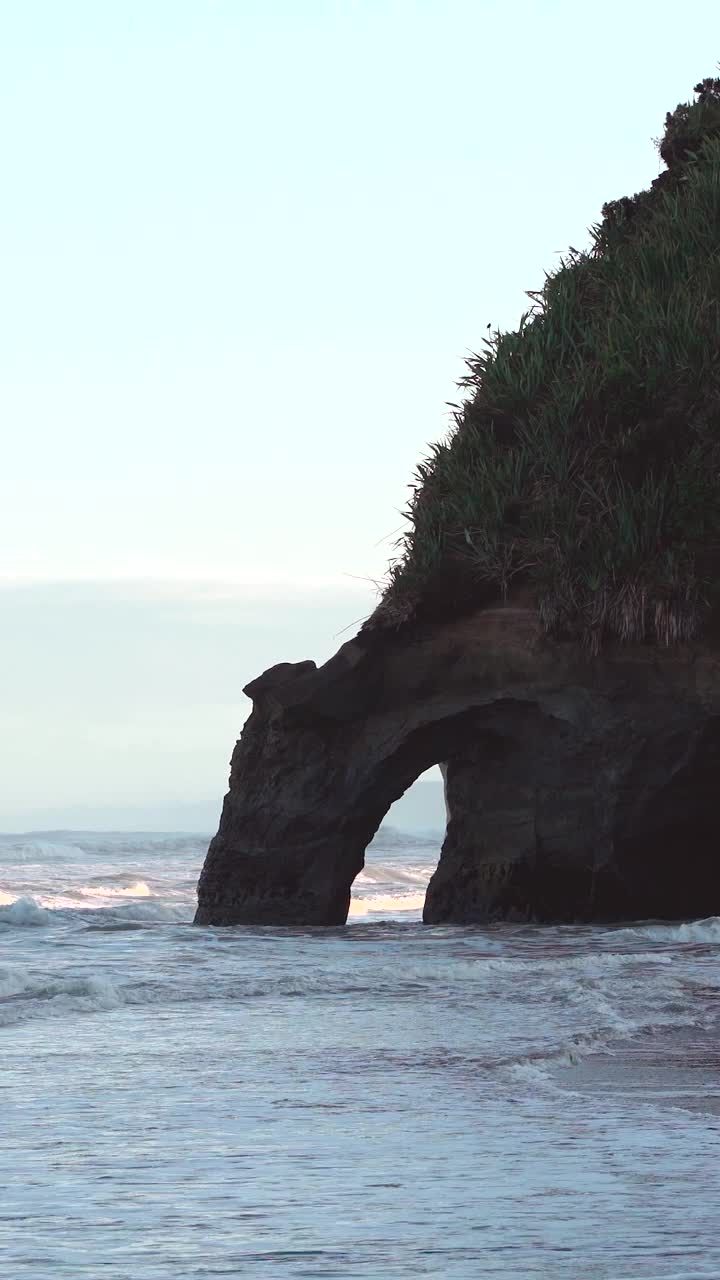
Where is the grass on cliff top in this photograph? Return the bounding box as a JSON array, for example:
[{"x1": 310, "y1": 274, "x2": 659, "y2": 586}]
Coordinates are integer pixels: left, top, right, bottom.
[{"x1": 377, "y1": 77, "x2": 720, "y2": 652}]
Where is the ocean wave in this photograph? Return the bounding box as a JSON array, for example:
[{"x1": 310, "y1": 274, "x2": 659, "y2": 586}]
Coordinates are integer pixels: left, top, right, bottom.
[
  {"x1": 0, "y1": 896, "x2": 50, "y2": 927},
  {"x1": 614, "y1": 917, "x2": 720, "y2": 945},
  {"x1": 76, "y1": 880, "x2": 154, "y2": 900},
  {"x1": 354, "y1": 861, "x2": 431, "y2": 887},
  {"x1": 92, "y1": 900, "x2": 190, "y2": 924},
  {"x1": 370, "y1": 824, "x2": 442, "y2": 850},
  {"x1": 0, "y1": 893, "x2": 190, "y2": 928},
  {"x1": 0, "y1": 964, "x2": 122, "y2": 1027},
  {"x1": 0, "y1": 838, "x2": 90, "y2": 863},
  {"x1": 0, "y1": 962, "x2": 428, "y2": 1027},
  {"x1": 0, "y1": 937, "x2": 708, "y2": 1058},
  {"x1": 1, "y1": 860, "x2": 437, "y2": 924},
  {"x1": 0, "y1": 831, "x2": 209, "y2": 862},
  {"x1": 504, "y1": 1002, "x2": 708, "y2": 1081},
  {"x1": 349, "y1": 892, "x2": 426, "y2": 917},
  {"x1": 407, "y1": 949, "x2": 676, "y2": 983}
]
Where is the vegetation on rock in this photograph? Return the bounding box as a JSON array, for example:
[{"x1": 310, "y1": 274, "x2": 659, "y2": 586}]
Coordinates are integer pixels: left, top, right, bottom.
[{"x1": 375, "y1": 77, "x2": 720, "y2": 650}]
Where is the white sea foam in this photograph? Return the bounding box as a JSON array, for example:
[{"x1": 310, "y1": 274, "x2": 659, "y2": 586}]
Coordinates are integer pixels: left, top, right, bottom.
[
  {"x1": 349, "y1": 891, "x2": 427, "y2": 917},
  {"x1": 77, "y1": 879, "x2": 154, "y2": 899}
]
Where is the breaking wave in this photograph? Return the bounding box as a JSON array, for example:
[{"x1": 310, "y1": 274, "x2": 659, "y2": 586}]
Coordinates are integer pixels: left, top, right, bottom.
[
  {"x1": 0, "y1": 894, "x2": 190, "y2": 929},
  {"x1": 349, "y1": 891, "x2": 427, "y2": 917},
  {"x1": 77, "y1": 880, "x2": 154, "y2": 899},
  {"x1": 614, "y1": 916, "x2": 720, "y2": 945},
  {"x1": 0, "y1": 896, "x2": 51, "y2": 927},
  {"x1": 0, "y1": 963, "x2": 122, "y2": 1027}
]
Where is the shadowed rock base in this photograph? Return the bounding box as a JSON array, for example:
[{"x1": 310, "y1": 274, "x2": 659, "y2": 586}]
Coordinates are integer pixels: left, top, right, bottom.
[
  {"x1": 426, "y1": 706, "x2": 720, "y2": 923},
  {"x1": 195, "y1": 607, "x2": 720, "y2": 927}
]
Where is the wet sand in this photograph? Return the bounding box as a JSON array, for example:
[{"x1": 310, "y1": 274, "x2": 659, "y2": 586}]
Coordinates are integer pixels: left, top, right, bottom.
[{"x1": 555, "y1": 1024, "x2": 720, "y2": 1117}]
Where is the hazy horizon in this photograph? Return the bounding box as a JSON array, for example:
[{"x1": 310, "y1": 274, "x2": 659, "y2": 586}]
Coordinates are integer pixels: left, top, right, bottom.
[
  {"x1": 0, "y1": 776, "x2": 445, "y2": 836},
  {"x1": 0, "y1": 576, "x2": 446, "y2": 831}
]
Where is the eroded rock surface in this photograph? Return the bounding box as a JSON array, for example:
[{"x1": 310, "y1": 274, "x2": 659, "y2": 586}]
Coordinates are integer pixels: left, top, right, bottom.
[
  {"x1": 195, "y1": 607, "x2": 720, "y2": 927},
  {"x1": 427, "y1": 702, "x2": 720, "y2": 923}
]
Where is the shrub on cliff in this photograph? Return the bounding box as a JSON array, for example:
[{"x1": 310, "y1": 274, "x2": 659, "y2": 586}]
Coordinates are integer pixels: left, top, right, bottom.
[{"x1": 376, "y1": 77, "x2": 720, "y2": 651}]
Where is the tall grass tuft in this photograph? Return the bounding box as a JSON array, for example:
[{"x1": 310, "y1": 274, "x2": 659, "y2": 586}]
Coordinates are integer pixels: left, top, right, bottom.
[{"x1": 372, "y1": 77, "x2": 720, "y2": 650}]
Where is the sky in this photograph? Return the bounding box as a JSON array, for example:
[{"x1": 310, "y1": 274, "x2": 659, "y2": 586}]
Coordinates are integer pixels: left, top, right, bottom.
[{"x1": 1, "y1": 0, "x2": 718, "y2": 829}]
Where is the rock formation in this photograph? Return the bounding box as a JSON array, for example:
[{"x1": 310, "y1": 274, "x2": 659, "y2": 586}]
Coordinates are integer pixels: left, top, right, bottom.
[
  {"x1": 195, "y1": 78, "x2": 720, "y2": 928},
  {"x1": 195, "y1": 605, "x2": 720, "y2": 926}
]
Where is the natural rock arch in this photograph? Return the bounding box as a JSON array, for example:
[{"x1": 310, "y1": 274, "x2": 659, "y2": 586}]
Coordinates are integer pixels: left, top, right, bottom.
[{"x1": 195, "y1": 606, "x2": 720, "y2": 927}]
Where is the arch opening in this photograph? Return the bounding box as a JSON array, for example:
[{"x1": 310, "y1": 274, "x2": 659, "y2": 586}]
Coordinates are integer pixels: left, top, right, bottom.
[
  {"x1": 344, "y1": 700, "x2": 577, "y2": 926},
  {"x1": 349, "y1": 769, "x2": 445, "y2": 920}
]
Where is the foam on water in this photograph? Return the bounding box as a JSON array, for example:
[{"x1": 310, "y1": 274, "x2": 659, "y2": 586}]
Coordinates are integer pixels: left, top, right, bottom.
[
  {"x1": 349, "y1": 891, "x2": 427, "y2": 916},
  {"x1": 77, "y1": 879, "x2": 154, "y2": 899}
]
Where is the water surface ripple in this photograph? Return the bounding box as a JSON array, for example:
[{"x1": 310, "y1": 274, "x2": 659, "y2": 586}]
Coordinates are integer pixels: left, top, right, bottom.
[{"x1": 1, "y1": 830, "x2": 719, "y2": 1278}]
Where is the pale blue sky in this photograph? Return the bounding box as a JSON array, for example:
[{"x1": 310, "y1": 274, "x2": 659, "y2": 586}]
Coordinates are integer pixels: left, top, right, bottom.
[{"x1": 1, "y1": 1, "x2": 718, "y2": 826}]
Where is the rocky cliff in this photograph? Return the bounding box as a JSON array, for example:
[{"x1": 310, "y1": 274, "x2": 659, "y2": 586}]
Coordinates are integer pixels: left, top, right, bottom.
[
  {"x1": 195, "y1": 78, "x2": 720, "y2": 927},
  {"x1": 195, "y1": 606, "x2": 720, "y2": 926}
]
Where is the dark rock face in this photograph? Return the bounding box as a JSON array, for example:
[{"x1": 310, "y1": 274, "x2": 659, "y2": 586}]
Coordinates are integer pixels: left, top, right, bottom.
[
  {"x1": 195, "y1": 607, "x2": 720, "y2": 927},
  {"x1": 427, "y1": 705, "x2": 720, "y2": 923}
]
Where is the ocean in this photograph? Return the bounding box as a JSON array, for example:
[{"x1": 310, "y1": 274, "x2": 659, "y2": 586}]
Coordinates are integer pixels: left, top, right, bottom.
[{"x1": 1, "y1": 827, "x2": 719, "y2": 1279}]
